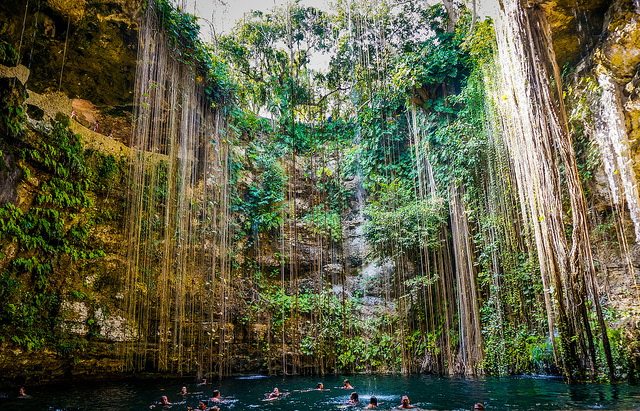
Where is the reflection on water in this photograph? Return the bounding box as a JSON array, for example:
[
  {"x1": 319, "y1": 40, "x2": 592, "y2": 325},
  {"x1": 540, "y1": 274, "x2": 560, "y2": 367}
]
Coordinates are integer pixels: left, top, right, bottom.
[
  {"x1": 0, "y1": 375, "x2": 639, "y2": 410},
  {"x1": 236, "y1": 375, "x2": 270, "y2": 380}
]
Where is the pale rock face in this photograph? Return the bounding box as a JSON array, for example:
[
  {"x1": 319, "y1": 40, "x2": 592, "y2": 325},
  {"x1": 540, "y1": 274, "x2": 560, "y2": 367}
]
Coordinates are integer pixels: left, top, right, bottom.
[
  {"x1": 95, "y1": 308, "x2": 136, "y2": 342},
  {"x1": 554, "y1": 0, "x2": 640, "y2": 349},
  {"x1": 342, "y1": 173, "x2": 368, "y2": 269},
  {"x1": 323, "y1": 263, "x2": 342, "y2": 275},
  {"x1": 0, "y1": 64, "x2": 30, "y2": 85},
  {"x1": 84, "y1": 274, "x2": 98, "y2": 287},
  {"x1": 25, "y1": 90, "x2": 72, "y2": 120},
  {"x1": 60, "y1": 301, "x2": 90, "y2": 335},
  {"x1": 592, "y1": 72, "x2": 640, "y2": 242},
  {"x1": 597, "y1": 14, "x2": 640, "y2": 81}
]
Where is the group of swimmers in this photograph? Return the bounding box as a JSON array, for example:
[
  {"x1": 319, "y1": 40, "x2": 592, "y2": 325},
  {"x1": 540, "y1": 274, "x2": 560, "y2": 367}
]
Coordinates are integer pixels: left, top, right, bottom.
[
  {"x1": 153, "y1": 383, "x2": 224, "y2": 410},
  {"x1": 335, "y1": 380, "x2": 416, "y2": 408},
  {"x1": 154, "y1": 379, "x2": 486, "y2": 409}
]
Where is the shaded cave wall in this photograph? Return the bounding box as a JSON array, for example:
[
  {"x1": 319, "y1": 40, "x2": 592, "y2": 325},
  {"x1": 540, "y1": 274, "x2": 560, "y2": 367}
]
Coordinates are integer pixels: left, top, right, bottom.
[{"x1": 0, "y1": 0, "x2": 140, "y2": 384}]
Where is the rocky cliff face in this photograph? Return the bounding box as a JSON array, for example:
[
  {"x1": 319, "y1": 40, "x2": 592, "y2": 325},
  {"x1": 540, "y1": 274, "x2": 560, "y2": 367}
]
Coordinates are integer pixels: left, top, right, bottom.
[
  {"x1": 539, "y1": 0, "x2": 610, "y2": 67},
  {"x1": 0, "y1": 0, "x2": 139, "y2": 385},
  {"x1": 0, "y1": 0, "x2": 138, "y2": 105},
  {"x1": 0, "y1": 0, "x2": 138, "y2": 143},
  {"x1": 544, "y1": 0, "x2": 640, "y2": 145}
]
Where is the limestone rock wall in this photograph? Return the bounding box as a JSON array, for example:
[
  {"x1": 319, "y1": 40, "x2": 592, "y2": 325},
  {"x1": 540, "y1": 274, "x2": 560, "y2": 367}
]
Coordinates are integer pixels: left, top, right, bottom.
[
  {"x1": 1, "y1": 0, "x2": 640, "y2": 386},
  {"x1": 0, "y1": 0, "x2": 140, "y2": 386}
]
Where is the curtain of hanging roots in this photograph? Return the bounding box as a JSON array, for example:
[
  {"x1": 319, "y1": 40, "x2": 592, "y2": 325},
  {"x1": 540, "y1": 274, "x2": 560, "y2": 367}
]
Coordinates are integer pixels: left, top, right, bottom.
[
  {"x1": 494, "y1": 0, "x2": 614, "y2": 381},
  {"x1": 123, "y1": 4, "x2": 228, "y2": 376}
]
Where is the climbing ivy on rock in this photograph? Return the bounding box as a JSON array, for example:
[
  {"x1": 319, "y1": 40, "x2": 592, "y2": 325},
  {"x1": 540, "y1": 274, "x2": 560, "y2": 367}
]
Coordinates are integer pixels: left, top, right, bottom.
[{"x1": 0, "y1": 104, "x2": 113, "y2": 352}]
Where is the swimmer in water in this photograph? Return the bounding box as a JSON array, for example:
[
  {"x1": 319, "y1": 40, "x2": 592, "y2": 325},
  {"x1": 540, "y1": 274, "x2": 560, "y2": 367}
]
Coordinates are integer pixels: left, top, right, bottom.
[
  {"x1": 17, "y1": 386, "x2": 29, "y2": 398},
  {"x1": 264, "y1": 387, "x2": 286, "y2": 401},
  {"x1": 474, "y1": 403, "x2": 485, "y2": 409},
  {"x1": 197, "y1": 378, "x2": 207, "y2": 386},
  {"x1": 269, "y1": 387, "x2": 280, "y2": 398},
  {"x1": 346, "y1": 391, "x2": 360, "y2": 405},
  {"x1": 399, "y1": 395, "x2": 415, "y2": 408},
  {"x1": 366, "y1": 396, "x2": 381, "y2": 408},
  {"x1": 341, "y1": 379, "x2": 354, "y2": 389},
  {"x1": 296, "y1": 382, "x2": 329, "y2": 392},
  {"x1": 179, "y1": 386, "x2": 188, "y2": 395},
  {"x1": 210, "y1": 389, "x2": 221, "y2": 402},
  {"x1": 160, "y1": 395, "x2": 172, "y2": 405}
]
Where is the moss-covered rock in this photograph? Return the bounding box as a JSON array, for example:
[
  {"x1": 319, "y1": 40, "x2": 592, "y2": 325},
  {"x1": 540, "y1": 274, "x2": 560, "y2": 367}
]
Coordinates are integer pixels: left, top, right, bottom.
[
  {"x1": 0, "y1": 0, "x2": 139, "y2": 106},
  {"x1": 539, "y1": 0, "x2": 610, "y2": 67},
  {"x1": 595, "y1": 0, "x2": 640, "y2": 81}
]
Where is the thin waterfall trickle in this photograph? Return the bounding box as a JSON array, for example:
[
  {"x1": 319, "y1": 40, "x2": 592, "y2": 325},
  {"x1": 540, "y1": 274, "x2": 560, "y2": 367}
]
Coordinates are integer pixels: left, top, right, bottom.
[{"x1": 123, "y1": 2, "x2": 229, "y2": 375}]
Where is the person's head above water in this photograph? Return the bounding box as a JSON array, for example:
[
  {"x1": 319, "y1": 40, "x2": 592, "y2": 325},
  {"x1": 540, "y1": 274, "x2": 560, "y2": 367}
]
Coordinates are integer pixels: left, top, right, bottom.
[
  {"x1": 350, "y1": 392, "x2": 359, "y2": 402},
  {"x1": 370, "y1": 396, "x2": 378, "y2": 405},
  {"x1": 401, "y1": 395, "x2": 411, "y2": 406},
  {"x1": 180, "y1": 386, "x2": 187, "y2": 394},
  {"x1": 212, "y1": 389, "x2": 220, "y2": 398},
  {"x1": 268, "y1": 387, "x2": 280, "y2": 398},
  {"x1": 160, "y1": 395, "x2": 170, "y2": 405},
  {"x1": 317, "y1": 382, "x2": 324, "y2": 389},
  {"x1": 474, "y1": 403, "x2": 485, "y2": 409},
  {"x1": 197, "y1": 400, "x2": 207, "y2": 410}
]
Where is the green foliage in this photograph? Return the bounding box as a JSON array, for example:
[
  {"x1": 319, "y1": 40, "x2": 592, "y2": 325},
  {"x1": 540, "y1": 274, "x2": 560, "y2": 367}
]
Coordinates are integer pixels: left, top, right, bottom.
[
  {"x1": 390, "y1": 4, "x2": 470, "y2": 100},
  {"x1": 0, "y1": 39, "x2": 19, "y2": 66},
  {"x1": 0, "y1": 78, "x2": 26, "y2": 141},
  {"x1": 0, "y1": 116, "x2": 107, "y2": 352},
  {"x1": 243, "y1": 283, "x2": 407, "y2": 373},
  {"x1": 356, "y1": 98, "x2": 416, "y2": 187},
  {"x1": 422, "y1": 70, "x2": 488, "y2": 189},
  {"x1": 218, "y1": 2, "x2": 333, "y2": 129},
  {"x1": 229, "y1": 108, "x2": 274, "y2": 139},
  {"x1": 85, "y1": 150, "x2": 127, "y2": 193},
  {"x1": 460, "y1": 18, "x2": 496, "y2": 66},
  {"x1": 153, "y1": 0, "x2": 235, "y2": 106},
  {"x1": 302, "y1": 204, "x2": 342, "y2": 242},
  {"x1": 364, "y1": 180, "x2": 446, "y2": 259},
  {"x1": 565, "y1": 77, "x2": 602, "y2": 191},
  {"x1": 236, "y1": 150, "x2": 286, "y2": 235}
]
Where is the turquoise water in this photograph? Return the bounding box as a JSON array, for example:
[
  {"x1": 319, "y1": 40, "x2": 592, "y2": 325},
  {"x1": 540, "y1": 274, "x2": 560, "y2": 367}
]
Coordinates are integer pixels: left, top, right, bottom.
[{"x1": 1, "y1": 374, "x2": 639, "y2": 410}]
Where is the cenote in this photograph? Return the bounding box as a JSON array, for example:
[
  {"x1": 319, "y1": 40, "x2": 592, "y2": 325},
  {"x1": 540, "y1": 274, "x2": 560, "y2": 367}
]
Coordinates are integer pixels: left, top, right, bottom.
[
  {"x1": 2, "y1": 375, "x2": 640, "y2": 411},
  {"x1": 2, "y1": 0, "x2": 640, "y2": 402}
]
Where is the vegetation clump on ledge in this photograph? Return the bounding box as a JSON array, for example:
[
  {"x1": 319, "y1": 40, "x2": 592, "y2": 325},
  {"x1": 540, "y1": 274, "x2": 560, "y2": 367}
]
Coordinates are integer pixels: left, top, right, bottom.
[{"x1": 153, "y1": 0, "x2": 236, "y2": 108}]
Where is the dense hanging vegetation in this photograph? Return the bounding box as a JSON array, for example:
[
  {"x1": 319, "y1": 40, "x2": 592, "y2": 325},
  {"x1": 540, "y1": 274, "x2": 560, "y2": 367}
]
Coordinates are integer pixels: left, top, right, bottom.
[
  {"x1": 0, "y1": 0, "x2": 638, "y2": 384},
  {"x1": 202, "y1": 0, "x2": 627, "y2": 380}
]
